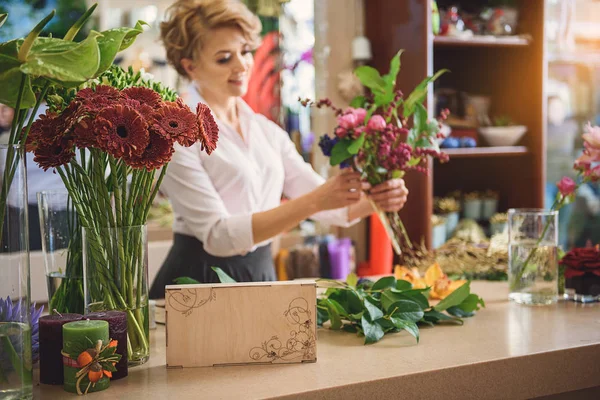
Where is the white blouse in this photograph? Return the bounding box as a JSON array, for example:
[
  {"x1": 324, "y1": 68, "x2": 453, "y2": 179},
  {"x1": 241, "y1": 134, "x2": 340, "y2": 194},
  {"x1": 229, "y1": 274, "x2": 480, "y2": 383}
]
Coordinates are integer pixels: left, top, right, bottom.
[{"x1": 160, "y1": 84, "x2": 358, "y2": 257}]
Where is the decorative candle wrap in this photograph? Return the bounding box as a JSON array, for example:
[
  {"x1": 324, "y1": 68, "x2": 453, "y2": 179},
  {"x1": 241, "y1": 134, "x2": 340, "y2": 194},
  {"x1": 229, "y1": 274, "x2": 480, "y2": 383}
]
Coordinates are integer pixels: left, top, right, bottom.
[
  {"x1": 62, "y1": 320, "x2": 110, "y2": 393},
  {"x1": 39, "y1": 313, "x2": 83, "y2": 385},
  {"x1": 87, "y1": 311, "x2": 128, "y2": 379}
]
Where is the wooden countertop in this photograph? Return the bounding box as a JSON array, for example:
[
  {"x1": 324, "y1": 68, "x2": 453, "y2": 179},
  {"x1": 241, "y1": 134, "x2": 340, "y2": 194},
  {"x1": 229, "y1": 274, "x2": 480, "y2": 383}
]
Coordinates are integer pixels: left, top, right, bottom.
[{"x1": 34, "y1": 282, "x2": 600, "y2": 399}]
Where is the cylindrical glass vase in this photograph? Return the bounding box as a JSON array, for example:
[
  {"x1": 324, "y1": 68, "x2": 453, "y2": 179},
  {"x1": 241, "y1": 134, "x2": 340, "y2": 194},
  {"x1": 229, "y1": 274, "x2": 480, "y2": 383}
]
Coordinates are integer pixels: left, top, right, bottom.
[
  {"x1": 0, "y1": 144, "x2": 32, "y2": 399},
  {"x1": 37, "y1": 190, "x2": 84, "y2": 314},
  {"x1": 82, "y1": 225, "x2": 149, "y2": 366},
  {"x1": 508, "y1": 208, "x2": 559, "y2": 305}
]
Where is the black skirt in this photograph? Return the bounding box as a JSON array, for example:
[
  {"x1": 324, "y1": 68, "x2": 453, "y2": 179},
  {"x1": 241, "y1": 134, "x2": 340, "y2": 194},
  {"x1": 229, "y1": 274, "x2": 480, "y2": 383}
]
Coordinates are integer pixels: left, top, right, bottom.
[{"x1": 149, "y1": 233, "x2": 276, "y2": 299}]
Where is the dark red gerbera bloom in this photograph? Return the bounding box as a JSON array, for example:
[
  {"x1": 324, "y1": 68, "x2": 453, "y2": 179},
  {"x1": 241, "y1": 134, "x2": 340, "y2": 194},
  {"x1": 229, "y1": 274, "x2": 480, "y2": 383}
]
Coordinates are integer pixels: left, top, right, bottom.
[
  {"x1": 25, "y1": 110, "x2": 69, "y2": 152},
  {"x1": 126, "y1": 131, "x2": 175, "y2": 171},
  {"x1": 196, "y1": 103, "x2": 218, "y2": 154},
  {"x1": 95, "y1": 105, "x2": 149, "y2": 159},
  {"x1": 151, "y1": 103, "x2": 199, "y2": 147},
  {"x1": 72, "y1": 117, "x2": 101, "y2": 149},
  {"x1": 122, "y1": 87, "x2": 162, "y2": 109},
  {"x1": 75, "y1": 85, "x2": 120, "y2": 113},
  {"x1": 33, "y1": 135, "x2": 75, "y2": 171}
]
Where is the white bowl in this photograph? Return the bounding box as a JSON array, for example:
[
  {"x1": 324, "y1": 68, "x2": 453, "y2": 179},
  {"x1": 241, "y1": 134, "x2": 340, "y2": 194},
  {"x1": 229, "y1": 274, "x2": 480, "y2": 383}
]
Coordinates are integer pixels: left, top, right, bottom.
[{"x1": 478, "y1": 125, "x2": 527, "y2": 146}]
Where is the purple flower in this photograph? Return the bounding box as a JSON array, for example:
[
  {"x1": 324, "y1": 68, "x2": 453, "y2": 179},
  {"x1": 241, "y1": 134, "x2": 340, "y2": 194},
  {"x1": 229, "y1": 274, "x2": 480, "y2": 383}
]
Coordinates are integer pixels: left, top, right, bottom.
[
  {"x1": 0, "y1": 297, "x2": 44, "y2": 365},
  {"x1": 318, "y1": 134, "x2": 339, "y2": 157}
]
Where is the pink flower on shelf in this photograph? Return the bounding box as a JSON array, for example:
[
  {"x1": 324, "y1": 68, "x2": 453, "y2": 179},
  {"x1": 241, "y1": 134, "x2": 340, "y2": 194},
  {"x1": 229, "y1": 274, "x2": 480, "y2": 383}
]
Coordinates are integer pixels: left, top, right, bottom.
[
  {"x1": 367, "y1": 115, "x2": 387, "y2": 132},
  {"x1": 352, "y1": 108, "x2": 367, "y2": 125},
  {"x1": 556, "y1": 176, "x2": 576, "y2": 196},
  {"x1": 337, "y1": 113, "x2": 358, "y2": 130}
]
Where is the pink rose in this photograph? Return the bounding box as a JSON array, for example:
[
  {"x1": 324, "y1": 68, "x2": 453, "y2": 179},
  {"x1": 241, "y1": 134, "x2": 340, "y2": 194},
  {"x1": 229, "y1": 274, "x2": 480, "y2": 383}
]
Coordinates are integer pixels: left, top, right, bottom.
[
  {"x1": 335, "y1": 126, "x2": 349, "y2": 138},
  {"x1": 367, "y1": 115, "x2": 386, "y2": 132},
  {"x1": 337, "y1": 113, "x2": 358, "y2": 130},
  {"x1": 352, "y1": 108, "x2": 367, "y2": 125},
  {"x1": 556, "y1": 176, "x2": 576, "y2": 196}
]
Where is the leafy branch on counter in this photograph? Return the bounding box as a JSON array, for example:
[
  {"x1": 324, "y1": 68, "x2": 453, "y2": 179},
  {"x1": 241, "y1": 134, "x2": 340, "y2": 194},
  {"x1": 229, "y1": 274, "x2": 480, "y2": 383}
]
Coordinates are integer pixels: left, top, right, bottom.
[{"x1": 177, "y1": 268, "x2": 485, "y2": 345}]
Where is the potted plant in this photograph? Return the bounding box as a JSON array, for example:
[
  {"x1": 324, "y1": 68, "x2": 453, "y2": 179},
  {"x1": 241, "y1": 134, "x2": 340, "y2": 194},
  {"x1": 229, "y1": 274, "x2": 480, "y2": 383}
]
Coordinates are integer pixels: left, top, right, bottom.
[
  {"x1": 481, "y1": 190, "x2": 499, "y2": 219},
  {"x1": 431, "y1": 214, "x2": 447, "y2": 249},
  {"x1": 435, "y1": 197, "x2": 461, "y2": 237},
  {"x1": 489, "y1": 212, "x2": 508, "y2": 236},
  {"x1": 463, "y1": 191, "x2": 482, "y2": 220}
]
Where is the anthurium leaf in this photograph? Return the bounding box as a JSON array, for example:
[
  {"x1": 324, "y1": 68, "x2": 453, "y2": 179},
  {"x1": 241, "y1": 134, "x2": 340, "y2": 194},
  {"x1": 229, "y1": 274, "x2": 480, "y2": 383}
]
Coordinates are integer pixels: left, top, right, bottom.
[
  {"x1": 173, "y1": 277, "x2": 201, "y2": 285},
  {"x1": 96, "y1": 21, "x2": 146, "y2": 76},
  {"x1": 329, "y1": 138, "x2": 352, "y2": 166},
  {"x1": 362, "y1": 316, "x2": 384, "y2": 344},
  {"x1": 18, "y1": 9, "x2": 55, "y2": 62},
  {"x1": 347, "y1": 132, "x2": 365, "y2": 155},
  {"x1": 0, "y1": 14, "x2": 7, "y2": 29},
  {"x1": 211, "y1": 266, "x2": 237, "y2": 283},
  {"x1": 363, "y1": 298, "x2": 384, "y2": 321},
  {"x1": 389, "y1": 299, "x2": 424, "y2": 322},
  {"x1": 64, "y1": 3, "x2": 98, "y2": 41},
  {"x1": 0, "y1": 55, "x2": 36, "y2": 108},
  {"x1": 433, "y1": 282, "x2": 470, "y2": 312},
  {"x1": 21, "y1": 32, "x2": 102, "y2": 82},
  {"x1": 350, "y1": 95, "x2": 366, "y2": 108},
  {"x1": 372, "y1": 276, "x2": 396, "y2": 291},
  {"x1": 423, "y1": 310, "x2": 463, "y2": 325},
  {"x1": 346, "y1": 272, "x2": 358, "y2": 288},
  {"x1": 391, "y1": 318, "x2": 419, "y2": 343},
  {"x1": 395, "y1": 279, "x2": 412, "y2": 291},
  {"x1": 354, "y1": 65, "x2": 386, "y2": 93},
  {"x1": 403, "y1": 68, "x2": 448, "y2": 118},
  {"x1": 383, "y1": 49, "x2": 403, "y2": 88}
]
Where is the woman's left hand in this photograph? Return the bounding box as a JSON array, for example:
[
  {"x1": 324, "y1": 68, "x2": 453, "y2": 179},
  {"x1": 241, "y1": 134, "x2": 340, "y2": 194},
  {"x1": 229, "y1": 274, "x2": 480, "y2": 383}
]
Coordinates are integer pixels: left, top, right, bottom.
[{"x1": 368, "y1": 178, "x2": 409, "y2": 212}]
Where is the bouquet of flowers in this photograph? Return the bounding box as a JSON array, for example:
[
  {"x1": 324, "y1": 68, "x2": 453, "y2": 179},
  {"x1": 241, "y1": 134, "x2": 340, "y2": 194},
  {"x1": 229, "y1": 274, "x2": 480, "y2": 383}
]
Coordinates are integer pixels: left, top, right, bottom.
[
  {"x1": 26, "y1": 65, "x2": 218, "y2": 365},
  {"x1": 305, "y1": 50, "x2": 449, "y2": 256}
]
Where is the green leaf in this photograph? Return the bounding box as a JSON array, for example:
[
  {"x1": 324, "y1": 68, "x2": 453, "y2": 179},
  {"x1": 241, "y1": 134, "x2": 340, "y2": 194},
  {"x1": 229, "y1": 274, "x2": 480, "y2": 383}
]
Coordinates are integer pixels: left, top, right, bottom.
[
  {"x1": 64, "y1": 3, "x2": 98, "y2": 41},
  {"x1": 346, "y1": 272, "x2": 358, "y2": 288},
  {"x1": 95, "y1": 21, "x2": 146, "y2": 76},
  {"x1": 21, "y1": 32, "x2": 102, "y2": 82},
  {"x1": 0, "y1": 14, "x2": 7, "y2": 29},
  {"x1": 347, "y1": 132, "x2": 365, "y2": 155},
  {"x1": 372, "y1": 276, "x2": 396, "y2": 291},
  {"x1": 423, "y1": 310, "x2": 463, "y2": 325},
  {"x1": 173, "y1": 277, "x2": 201, "y2": 285},
  {"x1": 211, "y1": 267, "x2": 237, "y2": 283},
  {"x1": 456, "y1": 293, "x2": 485, "y2": 313},
  {"x1": 18, "y1": 9, "x2": 55, "y2": 62},
  {"x1": 342, "y1": 324, "x2": 359, "y2": 333},
  {"x1": 382, "y1": 50, "x2": 403, "y2": 88},
  {"x1": 381, "y1": 290, "x2": 404, "y2": 312},
  {"x1": 447, "y1": 306, "x2": 474, "y2": 318},
  {"x1": 434, "y1": 282, "x2": 470, "y2": 312},
  {"x1": 349, "y1": 311, "x2": 364, "y2": 321},
  {"x1": 327, "y1": 288, "x2": 363, "y2": 315},
  {"x1": 350, "y1": 95, "x2": 366, "y2": 108},
  {"x1": 403, "y1": 69, "x2": 448, "y2": 118},
  {"x1": 363, "y1": 298, "x2": 384, "y2": 321},
  {"x1": 330, "y1": 139, "x2": 352, "y2": 166},
  {"x1": 389, "y1": 300, "x2": 424, "y2": 322},
  {"x1": 373, "y1": 90, "x2": 394, "y2": 108},
  {"x1": 395, "y1": 279, "x2": 412, "y2": 291},
  {"x1": 354, "y1": 65, "x2": 386, "y2": 93},
  {"x1": 396, "y1": 290, "x2": 430, "y2": 310},
  {"x1": 0, "y1": 55, "x2": 35, "y2": 108},
  {"x1": 317, "y1": 305, "x2": 329, "y2": 326},
  {"x1": 361, "y1": 316, "x2": 384, "y2": 344},
  {"x1": 324, "y1": 300, "x2": 343, "y2": 330},
  {"x1": 391, "y1": 318, "x2": 419, "y2": 343}
]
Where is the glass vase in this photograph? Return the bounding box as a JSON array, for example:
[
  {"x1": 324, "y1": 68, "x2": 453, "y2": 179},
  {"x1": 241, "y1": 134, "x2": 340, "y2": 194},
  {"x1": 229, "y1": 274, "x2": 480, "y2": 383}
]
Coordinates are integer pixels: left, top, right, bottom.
[
  {"x1": 0, "y1": 144, "x2": 32, "y2": 399},
  {"x1": 37, "y1": 190, "x2": 84, "y2": 315},
  {"x1": 82, "y1": 225, "x2": 149, "y2": 366},
  {"x1": 508, "y1": 208, "x2": 559, "y2": 305}
]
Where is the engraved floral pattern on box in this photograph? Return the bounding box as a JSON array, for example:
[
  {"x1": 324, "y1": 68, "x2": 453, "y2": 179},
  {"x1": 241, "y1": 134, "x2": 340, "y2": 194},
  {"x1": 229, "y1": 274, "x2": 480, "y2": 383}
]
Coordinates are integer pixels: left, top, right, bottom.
[{"x1": 168, "y1": 288, "x2": 216, "y2": 316}]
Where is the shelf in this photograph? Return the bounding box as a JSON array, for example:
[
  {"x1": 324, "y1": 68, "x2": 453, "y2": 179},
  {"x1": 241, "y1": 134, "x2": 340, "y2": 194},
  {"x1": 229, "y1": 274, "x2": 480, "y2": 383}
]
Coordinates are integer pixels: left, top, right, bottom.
[
  {"x1": 433, "y1": 35, "x2": 531, "y2": 48},
  {"x1": 439, "y1": 146, "x2": 529, "y2": 158}
]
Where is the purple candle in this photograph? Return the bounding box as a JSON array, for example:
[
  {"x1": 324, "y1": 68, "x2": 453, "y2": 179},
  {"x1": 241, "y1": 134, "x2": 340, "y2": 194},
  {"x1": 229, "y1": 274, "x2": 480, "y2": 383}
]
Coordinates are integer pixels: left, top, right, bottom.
[
  {"x1": 39, "y1": 313, "x2": 83, "y2": 385},
  {"x1": 87, "y1": 311, "x2": 128, "y2": 379}
]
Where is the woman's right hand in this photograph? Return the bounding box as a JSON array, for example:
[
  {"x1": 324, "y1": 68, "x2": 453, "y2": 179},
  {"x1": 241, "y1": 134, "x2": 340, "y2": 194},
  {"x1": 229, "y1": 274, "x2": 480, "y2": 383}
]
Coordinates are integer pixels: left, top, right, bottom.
[{"x1": 313, "y1": 169, "x2": 364, "y2": 212}]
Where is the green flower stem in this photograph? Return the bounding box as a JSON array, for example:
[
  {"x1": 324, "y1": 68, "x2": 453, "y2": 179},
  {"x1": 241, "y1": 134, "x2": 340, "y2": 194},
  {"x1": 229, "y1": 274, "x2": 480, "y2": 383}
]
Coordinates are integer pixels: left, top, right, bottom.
[{"x1": 0, "y1": 335, "x2": 31, "y2": 385}]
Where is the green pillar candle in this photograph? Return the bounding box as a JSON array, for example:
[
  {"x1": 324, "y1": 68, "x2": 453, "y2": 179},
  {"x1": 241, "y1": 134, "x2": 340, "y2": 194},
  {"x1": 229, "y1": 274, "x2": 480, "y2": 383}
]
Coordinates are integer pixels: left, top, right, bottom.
[{"x1": 62, "y1": 320, "x2": 110, "y2": 394}]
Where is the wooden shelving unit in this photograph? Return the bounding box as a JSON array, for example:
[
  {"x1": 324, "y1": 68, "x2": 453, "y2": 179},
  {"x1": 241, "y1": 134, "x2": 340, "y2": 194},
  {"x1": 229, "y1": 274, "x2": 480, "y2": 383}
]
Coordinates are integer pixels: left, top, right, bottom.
[
  {"x1": 366, "y1": 0, "x2": 546, "y2": 249},
  {"x1": 433, "y1": 35, "x2": 531, "y2": 47}
]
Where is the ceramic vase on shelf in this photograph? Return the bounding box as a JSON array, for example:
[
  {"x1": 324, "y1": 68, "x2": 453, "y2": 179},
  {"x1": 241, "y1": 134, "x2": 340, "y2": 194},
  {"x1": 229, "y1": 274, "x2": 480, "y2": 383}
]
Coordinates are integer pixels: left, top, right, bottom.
[
  {"x1": 38, "y1": 190, "x2": 84, "y2": 315},
  {"x1": 82, "y1": 225, "x2": 149, "y2": 367},
  {"x1": 0, "y1": 144, "x2": 32, "y2": 399}
]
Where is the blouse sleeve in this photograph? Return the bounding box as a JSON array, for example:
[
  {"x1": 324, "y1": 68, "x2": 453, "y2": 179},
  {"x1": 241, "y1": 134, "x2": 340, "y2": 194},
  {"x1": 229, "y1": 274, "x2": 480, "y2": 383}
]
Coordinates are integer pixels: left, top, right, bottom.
[
  {"x1": 161, "y1": 144, "x2": 254, "y2": 257},
  {"x1": 270, "y1": 120, "x2": 359, "y2": 228}
]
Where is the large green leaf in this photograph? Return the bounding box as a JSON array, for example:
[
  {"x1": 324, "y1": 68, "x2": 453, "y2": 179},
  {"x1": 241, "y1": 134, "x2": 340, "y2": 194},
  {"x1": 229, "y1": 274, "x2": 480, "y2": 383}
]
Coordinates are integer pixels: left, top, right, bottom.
[
  {"x1": 362, "y1": 316, "x2": 384, "y2": 344},
  {"x1": 382, "y1": 50, "x2": 403, "y2": 89},
  {"x1": 395, "y1": 280, "x2": 412, "y2": 291},
  {"x1": 64, "y1": 3, "x2": 98, "y2": 41},
  {"x1": 0, "y1": 54, "x2": 35, "y2": 108},
  {"x1": 349, "y1": 95, "x2": 366, "y2": 108},
  {"x1": 96, "y1": 21, "x2": 146, "y2": 76},
  {"x1": 324, "y1": 299, "x2": 343, "y2": 330},
  {"x1": 330, "y1": 139, "x2": 352, "y2": 166},
  {"x1": 0, "y1": 14, "x2": 7, "y2": 29},
  {"x1": 354, "y1": 65, "x2": 386, "y2": 93},
  {"x1": 21, "y1": 32, "x2": 102, "y2": 82},
  {"x1": 173, "y1": 277, "x2": 201, "y2": 285},
  {"x1": 396, "y1": 290, "x2": 430, "y2": 310},
  {"x1": 211, "y1": 266, "x2": 237, "y2": 283},
  {"x1": 403, "y1": 69, "x2": 448, "y2": 118},
  {"x1": 389, "y1": 299, "x2": 424, "y2": 323},
  {"x1": 407, "y1": 103, "x2": 428, "y2": 147},
  {"x1": 372, "y1": 276, "x2": 396, "y2": 291},
  {"x1": 381, "y1": 290, "x2": 405, "y2": 312},
  {"x1": 391, "y1": 318, "x2": 419, "y2": 343},
  {"x1": 434, "y1": 282, "x2": 470, "y2": 312},
  {"x1": 363, "y1": 298, "x2": 384, "y2": 321},
  {"x1": 423, "y1": 310, "x2": 463, "y2": 325},
  {"x1": 347, "y1": 132, "x2": 365, "y2": 155}
]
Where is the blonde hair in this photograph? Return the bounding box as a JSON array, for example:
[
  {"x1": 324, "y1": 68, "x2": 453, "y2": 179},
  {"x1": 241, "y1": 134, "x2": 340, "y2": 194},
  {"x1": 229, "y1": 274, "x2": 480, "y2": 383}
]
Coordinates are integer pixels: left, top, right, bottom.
[{"x1": 161, "y1": 0, "x2": 262, "y2": 77}]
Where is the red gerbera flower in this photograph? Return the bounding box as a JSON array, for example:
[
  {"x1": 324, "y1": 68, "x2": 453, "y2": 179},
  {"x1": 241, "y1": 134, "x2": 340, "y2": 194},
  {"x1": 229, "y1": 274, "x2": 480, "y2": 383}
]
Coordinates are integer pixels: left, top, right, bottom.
[
  {"x1": 75, "y1": 85, "x2": 120, "y2": 113},
  {"x1": 33, "y1": 135, "x2": 75, "y2": 171},
  {"x1": 72, "y1": 117, "x2": 101, "y2": 149},
  {"x1": 196, "y1": 103, "x2": 219, "y2": 155},
  {"x1": 126, "y1": 131, "x2": 175, "y2": 171},
  {"x1": 25, "y1": 110, "x2": 69, "y2": 152},
  {"x1": 95, "y1": 105, "x2": 149, "y2": 159},
  {"x1": 151, "y1": 103, "x2": 199, "y2": 147},
  {"x1": 122, "y1": 87, "x2": 162, "y2": 109}
]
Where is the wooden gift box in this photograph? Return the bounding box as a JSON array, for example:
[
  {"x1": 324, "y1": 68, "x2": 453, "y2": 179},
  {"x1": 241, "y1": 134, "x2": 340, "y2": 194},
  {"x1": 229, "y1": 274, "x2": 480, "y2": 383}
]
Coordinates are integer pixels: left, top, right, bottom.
[{"x1": 165, "y1": 281, "x2": 317, "y2": 368}]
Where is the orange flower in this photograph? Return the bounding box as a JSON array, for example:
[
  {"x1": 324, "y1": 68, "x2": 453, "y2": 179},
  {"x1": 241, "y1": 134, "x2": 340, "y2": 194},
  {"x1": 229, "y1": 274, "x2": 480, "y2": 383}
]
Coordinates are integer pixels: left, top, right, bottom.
[{"x1": 394, "y1": 263, "x2": 466, "y2": 300}]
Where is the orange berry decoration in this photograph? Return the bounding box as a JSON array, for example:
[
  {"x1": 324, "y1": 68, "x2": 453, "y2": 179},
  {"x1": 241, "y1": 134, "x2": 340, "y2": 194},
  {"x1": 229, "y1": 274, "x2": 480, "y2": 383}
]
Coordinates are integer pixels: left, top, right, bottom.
[
  {"x1": 77, "y1": 349, "x2": 96, "y2": 368},
  {"x1": 88, "y1": 363, "x2": 104, "y2": 383}
]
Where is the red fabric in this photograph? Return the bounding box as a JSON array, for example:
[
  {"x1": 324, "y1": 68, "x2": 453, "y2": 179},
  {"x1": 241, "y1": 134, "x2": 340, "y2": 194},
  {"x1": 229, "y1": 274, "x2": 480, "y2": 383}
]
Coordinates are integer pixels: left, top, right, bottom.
[{"x1": 358, "y1": 214, "x2": 393, "y2": 276}]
